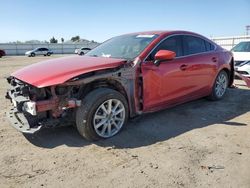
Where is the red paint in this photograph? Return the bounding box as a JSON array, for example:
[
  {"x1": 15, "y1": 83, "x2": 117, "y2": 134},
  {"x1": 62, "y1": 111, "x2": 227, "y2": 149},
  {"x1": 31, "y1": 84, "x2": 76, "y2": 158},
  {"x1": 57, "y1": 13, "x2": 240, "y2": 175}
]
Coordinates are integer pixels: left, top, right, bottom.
[
  {"x1": 141, "y1": 54, "x2": 220, "y2": 112},
  {"x1": 139, "y1": 31, "x2": 232, "y2": 112},
  {"x1": 36, "y1": 98, "x2": 59, "y2": 112},
  {"x1": 155, "y1": 50, "x2": 176, "y2": 61},
  {"x1": 12, "y1": 56, "x2": 125, "y2": 88}
]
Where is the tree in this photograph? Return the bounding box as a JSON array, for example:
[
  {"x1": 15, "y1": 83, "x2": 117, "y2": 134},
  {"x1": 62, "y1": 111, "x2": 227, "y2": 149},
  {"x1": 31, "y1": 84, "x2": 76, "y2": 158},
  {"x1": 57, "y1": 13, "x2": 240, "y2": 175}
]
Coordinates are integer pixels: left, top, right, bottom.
[
  {"x1": 50, "y1": 36, "x2": 58, "y2": 43},
  {"x1": 61, "y1": 38, "x2": 64, "y2": 43},
  {"x1": 71, "y1": 36, "x2": 80, "y2": 42}
]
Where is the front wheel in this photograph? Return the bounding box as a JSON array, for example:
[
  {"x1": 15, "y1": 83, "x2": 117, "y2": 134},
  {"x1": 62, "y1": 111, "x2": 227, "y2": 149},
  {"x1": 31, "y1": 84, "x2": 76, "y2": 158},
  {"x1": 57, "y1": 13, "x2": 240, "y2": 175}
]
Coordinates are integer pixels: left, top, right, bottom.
[
  {"x1": 76, "y1": 88, "x2": 128, "y2": 141},
  {"x1": 47, "y1": 52, "x2": 51, "y2": 56},
  {"x1": 208, "y1": 70, "x2": 228, "y2": 100}
]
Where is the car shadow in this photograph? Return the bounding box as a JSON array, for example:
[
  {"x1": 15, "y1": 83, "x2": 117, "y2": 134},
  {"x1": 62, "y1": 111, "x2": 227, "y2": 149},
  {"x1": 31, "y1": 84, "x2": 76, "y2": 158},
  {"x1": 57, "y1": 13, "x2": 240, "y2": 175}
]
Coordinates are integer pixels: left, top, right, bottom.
[{"x1": 24, "y1": 86, "x2": 250, "y2": 149}]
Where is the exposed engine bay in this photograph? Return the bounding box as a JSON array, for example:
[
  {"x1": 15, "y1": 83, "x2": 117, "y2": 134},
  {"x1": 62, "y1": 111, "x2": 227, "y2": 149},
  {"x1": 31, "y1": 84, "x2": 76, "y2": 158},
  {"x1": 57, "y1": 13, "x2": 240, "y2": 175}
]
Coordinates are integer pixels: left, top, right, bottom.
[{"x1": 5, "y1": 77, "x2": 81, "y2": 133}]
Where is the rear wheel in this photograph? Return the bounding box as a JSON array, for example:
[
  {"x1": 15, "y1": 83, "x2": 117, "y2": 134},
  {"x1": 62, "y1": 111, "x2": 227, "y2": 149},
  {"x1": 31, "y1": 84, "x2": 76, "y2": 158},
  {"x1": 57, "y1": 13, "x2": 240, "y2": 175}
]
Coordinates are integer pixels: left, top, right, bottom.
[
  {"x1": 47, "y1": 52, "x2": 51, "y2": 56},
  {"x1": 76, "y1": 88, "x2": 128, "y2": 141},
  {"x1": 208, "y1": 70, "x2": 228, "y2": 100}
]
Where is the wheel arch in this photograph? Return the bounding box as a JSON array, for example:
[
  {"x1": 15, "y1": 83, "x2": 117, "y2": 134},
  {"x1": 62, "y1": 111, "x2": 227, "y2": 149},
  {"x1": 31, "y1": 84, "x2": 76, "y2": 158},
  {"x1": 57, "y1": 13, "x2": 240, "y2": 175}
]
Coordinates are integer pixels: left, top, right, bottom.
[
  {"x1": 77, "y1": 78, "x2": 136, "y2": 118},
  {"x1": 79, "y1": 78, "x2": 127, "y2": 98},
  {"x1": 220, "y1": 57, "x2": 234, "y2": 87}
]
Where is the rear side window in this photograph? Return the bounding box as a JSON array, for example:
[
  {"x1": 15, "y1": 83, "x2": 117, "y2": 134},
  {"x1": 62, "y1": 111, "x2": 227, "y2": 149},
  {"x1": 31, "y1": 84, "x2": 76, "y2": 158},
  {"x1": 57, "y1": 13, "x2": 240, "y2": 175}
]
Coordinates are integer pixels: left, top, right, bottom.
[
  {"x1": 183, "y1": 36, "x2": 207, "y2": 55},
  {"x1": 147, "y1": 35, "x2": 183, "y2": 60},
  {"x1": 204, "y1": 41, "x2": 215, "y2": 51}
]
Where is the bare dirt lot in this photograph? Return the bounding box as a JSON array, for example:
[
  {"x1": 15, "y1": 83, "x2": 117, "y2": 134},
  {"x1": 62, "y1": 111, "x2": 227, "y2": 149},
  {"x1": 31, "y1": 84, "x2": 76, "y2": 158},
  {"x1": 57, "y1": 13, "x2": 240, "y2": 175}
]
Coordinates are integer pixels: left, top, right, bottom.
[{"x1": 0, "y1": 56, "x2": 250, "y2": 188}]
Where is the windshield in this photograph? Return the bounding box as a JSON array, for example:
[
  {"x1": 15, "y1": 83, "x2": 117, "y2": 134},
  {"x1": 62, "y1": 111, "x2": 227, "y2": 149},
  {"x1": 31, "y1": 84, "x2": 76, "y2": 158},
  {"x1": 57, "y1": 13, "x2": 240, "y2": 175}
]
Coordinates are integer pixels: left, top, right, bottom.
[
  {"x1": 86, "y1": 34, "x2": 158, "y2": 60},
  {"x1": 232, "y1": 42, "x2": 250, "y2": 52}
]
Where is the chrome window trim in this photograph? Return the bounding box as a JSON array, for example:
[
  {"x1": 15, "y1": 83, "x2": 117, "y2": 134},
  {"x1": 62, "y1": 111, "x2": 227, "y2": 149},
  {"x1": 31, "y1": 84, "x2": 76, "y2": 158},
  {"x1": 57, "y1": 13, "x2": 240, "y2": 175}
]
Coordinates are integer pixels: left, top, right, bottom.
[{"x1": 143, "y1": 33, "x2": 217, "y2": 62}]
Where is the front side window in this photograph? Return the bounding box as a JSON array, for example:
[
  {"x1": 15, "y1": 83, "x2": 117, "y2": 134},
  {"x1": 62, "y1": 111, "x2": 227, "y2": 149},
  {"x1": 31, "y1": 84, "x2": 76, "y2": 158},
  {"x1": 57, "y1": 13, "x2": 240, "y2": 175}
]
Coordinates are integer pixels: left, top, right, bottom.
[
  {"x1": 86, "y1": 34, "x2": 158, "y2": 60},
  {"x1": 146, "y1": 35, "x2": 183, "y2": 61},
  {"x1": 183, "y1": 36, "x2": 206, "y2": 55},
  {"x1": 232, "y1": 42, "x2": 250, "y2": 52}
]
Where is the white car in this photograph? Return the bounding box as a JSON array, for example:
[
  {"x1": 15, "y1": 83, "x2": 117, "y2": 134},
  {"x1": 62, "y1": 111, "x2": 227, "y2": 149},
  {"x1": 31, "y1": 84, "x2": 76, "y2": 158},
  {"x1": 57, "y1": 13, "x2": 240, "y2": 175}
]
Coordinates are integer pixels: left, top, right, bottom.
[
  {"x1": 235, "y1": 61, "x2": 250, "y2": 77},
  {"x1": 74, "y1": 47, "x2": 91, "y2": 55},
  {"x1": 232, "y1": 41, "x2": 250, "y2": 66},
  {"x1": 231, "y1": 41, "x2": 250, "y2": 77}
]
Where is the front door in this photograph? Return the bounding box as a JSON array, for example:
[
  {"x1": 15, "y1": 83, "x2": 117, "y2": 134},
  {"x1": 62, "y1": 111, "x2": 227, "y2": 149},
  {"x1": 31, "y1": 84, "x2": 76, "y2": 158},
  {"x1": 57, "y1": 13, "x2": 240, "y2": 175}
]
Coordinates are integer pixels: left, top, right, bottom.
[
  {"x1": 141, "y1": 35, "x2": 193, "y2": 111},
  {"x1": 141, "y1": 57, "x2": 194, "y2": 111}
]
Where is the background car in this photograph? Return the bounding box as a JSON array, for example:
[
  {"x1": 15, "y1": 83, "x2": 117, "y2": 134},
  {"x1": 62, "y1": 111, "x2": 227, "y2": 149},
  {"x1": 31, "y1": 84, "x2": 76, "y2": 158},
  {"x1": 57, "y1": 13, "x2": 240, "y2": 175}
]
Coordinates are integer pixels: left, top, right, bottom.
[
  {"x1": 25, "y1": 47, "x2": 53, "y2": 57},
  {"x1": 231, "y1": 41, "x2": 250, "y2": 66},
  {"x1": 235, "y1": 60, "x2": 250, "y2": 77},
  {"x1": 74, "y1": 47, "x2": 91, "y2": 55},
  {"x1": 0, "y1": 49, "x2": 6, "y2": 58}
]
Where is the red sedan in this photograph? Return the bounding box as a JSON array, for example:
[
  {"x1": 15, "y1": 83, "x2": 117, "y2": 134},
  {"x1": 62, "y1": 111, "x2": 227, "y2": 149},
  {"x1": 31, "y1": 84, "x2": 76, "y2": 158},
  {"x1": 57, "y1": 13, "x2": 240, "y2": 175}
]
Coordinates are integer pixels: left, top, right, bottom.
[
  {"x1": 0, "y1": 49, "x2": 6, "y2": 58},
  {"x1": 6, "y1": 31, "x2": 234, "y2": 140}
]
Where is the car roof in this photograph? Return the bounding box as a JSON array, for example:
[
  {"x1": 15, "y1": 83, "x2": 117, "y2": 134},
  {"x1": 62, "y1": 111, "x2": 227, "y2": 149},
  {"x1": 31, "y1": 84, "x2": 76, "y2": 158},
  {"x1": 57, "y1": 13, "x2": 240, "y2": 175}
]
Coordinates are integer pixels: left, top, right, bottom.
[{"x1": 123, "y1": 30, "x2": 202, "y2": 37}]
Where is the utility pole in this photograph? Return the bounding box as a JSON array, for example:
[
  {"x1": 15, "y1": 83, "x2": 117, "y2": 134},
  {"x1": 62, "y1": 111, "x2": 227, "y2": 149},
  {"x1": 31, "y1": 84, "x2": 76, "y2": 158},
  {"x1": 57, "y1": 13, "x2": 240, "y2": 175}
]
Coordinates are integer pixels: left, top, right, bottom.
[{"x1": 246, "y1": 25, "x2": 250, "y2": 35}]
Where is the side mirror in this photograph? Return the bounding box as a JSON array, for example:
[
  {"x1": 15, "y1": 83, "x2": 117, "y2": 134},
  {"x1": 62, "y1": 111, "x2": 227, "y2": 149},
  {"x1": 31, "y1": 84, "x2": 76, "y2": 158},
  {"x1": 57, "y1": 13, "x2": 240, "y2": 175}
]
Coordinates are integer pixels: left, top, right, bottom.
[{"x1": 154, "y1": 50, "x2": 176, "y2": 66}]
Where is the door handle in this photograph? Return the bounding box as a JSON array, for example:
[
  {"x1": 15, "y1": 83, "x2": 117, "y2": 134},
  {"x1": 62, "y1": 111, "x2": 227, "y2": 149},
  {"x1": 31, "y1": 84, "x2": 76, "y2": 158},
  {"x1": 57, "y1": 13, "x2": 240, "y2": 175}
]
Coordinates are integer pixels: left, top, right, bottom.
[
  {"x1": 180, "y1": 64, "x2": 188, "y2": 71},
  {"x1": 212, "y1": 57, "x2": 218, "y2": 62}
]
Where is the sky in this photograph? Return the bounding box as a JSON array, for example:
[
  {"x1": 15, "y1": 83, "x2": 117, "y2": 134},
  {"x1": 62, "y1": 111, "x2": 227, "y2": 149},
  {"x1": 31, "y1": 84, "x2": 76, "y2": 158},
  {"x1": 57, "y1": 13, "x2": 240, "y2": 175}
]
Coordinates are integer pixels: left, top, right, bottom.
[{"x1": 0, "y1": 0, "x2": 250, "y2": 43}]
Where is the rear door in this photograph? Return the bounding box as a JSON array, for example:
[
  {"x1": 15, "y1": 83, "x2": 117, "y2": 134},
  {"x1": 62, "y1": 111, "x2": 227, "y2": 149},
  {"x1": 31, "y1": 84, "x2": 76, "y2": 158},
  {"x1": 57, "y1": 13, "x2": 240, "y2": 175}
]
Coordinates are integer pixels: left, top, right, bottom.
[
  {"x1": 182, "y1": 35, "x2": 218, "y2": 94},
  {"x1": 36, "y1": 48, "x2": 42, "y2": 55},
  {"x1": 41, "y1": 48, "x2": 48, "y2": 55}
]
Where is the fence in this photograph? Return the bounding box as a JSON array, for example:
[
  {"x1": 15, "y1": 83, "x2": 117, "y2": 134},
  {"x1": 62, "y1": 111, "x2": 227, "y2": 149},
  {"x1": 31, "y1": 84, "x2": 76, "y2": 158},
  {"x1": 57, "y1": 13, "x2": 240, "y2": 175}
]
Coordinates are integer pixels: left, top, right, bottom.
[
  {"x1": 1, "y1": 35, "x2": 250, "y2": 55},
  {"x1": 211, "y1": 35, "x2": 250, "y2": 50},
  {"x1": 0, "y1": 42, "x2": 99, "y2": 55}
]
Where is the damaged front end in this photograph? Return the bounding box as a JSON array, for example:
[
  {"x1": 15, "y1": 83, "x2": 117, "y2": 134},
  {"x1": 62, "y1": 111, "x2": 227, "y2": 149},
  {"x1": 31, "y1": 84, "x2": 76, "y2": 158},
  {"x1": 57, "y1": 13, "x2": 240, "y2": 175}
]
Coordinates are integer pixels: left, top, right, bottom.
[{"x1": 5, "y1": 77, "x2": 81, "y2": 134}]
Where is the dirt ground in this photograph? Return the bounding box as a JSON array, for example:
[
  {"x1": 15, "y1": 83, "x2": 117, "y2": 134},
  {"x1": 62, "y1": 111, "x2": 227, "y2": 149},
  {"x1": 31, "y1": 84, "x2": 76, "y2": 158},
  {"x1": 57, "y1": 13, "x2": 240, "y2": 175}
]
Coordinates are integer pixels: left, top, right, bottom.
[{"x1": 0, "y1": 55, "x2": 250, "y2": 188}]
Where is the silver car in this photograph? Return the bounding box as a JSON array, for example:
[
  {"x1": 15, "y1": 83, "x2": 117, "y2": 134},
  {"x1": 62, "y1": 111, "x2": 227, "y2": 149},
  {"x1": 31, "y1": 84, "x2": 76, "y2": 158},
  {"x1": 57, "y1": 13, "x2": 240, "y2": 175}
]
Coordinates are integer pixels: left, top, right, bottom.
[{"x1": 25, "y1": 48, "x2": 53, "y2": 57}]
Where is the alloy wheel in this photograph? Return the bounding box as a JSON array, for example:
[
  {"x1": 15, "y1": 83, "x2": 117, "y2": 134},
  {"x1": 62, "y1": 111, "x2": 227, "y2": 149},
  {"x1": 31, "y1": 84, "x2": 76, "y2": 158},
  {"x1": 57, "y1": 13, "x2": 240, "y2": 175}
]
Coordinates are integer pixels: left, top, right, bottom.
[
  {"x1": 93, "y1": 99, "x2": 125, "y2": 138},
  {"x1": 215, "y1": 73, "x2": 228, "y2": 98}
]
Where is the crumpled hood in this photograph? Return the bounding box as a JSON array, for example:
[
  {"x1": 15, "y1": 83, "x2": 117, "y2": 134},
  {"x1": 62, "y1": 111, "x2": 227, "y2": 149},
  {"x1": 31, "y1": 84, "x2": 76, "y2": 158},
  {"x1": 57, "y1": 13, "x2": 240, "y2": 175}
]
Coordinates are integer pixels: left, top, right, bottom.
[{"x1": 12, "y1": 56, "x2": 125, "y2": 88}]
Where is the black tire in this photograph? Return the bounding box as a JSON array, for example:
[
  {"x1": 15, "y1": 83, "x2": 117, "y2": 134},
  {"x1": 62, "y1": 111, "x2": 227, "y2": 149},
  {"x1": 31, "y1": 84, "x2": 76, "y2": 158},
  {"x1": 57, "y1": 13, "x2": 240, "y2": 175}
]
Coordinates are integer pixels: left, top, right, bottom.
[
  {"x1": 31, "y1": 53, "x2": 35, "y2": 57},
  {"x1": 76, "y1": 88, "x2": 128, "y2": 141},
  {"x1": 208, "y1": 70, "x2": 228, "y2": 101},
  {"x1": 47, "y1": 52, "x2": 51, "y2": 56},
  {"x1": 80, "y1": 52, "x2": 84, "y2": 56}
]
